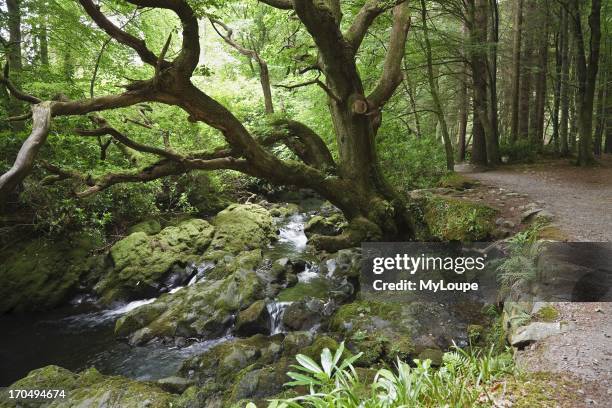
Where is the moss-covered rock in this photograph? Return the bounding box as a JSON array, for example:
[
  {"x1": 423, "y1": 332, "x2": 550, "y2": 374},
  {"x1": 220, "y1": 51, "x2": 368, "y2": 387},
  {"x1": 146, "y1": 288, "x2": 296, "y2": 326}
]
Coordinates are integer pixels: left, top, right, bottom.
[
  {"x1": 423, "y1": 195, "x2": 498, "y2": 241},
  {"x1": 126, "y1": 219, "x2": 162, "y2": 235},
  {"x1": 115, "y1": 268, "x2": 265, "y2": 344},
  {"x1": 96, "y1": 218, "x2": 215, "y2": 304},
  {"x1": 330, "y1": 299, "x2": 484, "y2": 366},
  {"x1": 207, "y1": 204, "x2": 275, "y2": 258},
  {"x1": 234, "y1": 300, "x2": 271, "y2": 336},
  {"x1": 1, "y1": 365, "x2": 177, "y2": 408},
  {"x1": 176, "y1": 332, "x2": 345, "y2": 407},
  {"x1": 303, "y1": 213, "x2": 345, "y2": 237},
  {"x1": 0, "y1": 233, "x2": 103, "y2": 313},
  {"x1": 437, "y1": 173, "x2": 477, "y2": 190}
]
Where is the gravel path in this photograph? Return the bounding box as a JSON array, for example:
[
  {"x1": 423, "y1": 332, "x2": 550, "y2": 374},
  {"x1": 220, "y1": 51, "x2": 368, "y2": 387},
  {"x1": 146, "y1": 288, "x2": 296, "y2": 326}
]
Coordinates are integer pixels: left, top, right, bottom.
[
  {"x1": 459, "y1": 157, "x2": 612, "y2": 405},
  {"x1": 457, "y1": 157, "x2": 612, "y2": 242}
]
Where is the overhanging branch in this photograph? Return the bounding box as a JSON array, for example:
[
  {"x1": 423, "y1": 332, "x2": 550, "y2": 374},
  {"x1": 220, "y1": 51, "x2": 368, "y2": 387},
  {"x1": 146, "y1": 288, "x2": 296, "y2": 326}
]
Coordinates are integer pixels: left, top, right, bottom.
[
  {"x1": 367, "y1": 2, "x2": 411, "y2": 109},
  {"x1": 0, "y1": 102, "x2": 53, "y2": 199}
]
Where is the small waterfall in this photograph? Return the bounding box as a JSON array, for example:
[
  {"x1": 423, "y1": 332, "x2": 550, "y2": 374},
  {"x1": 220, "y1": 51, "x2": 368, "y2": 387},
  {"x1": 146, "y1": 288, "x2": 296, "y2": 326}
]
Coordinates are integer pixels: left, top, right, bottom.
[
  {"x1": 187, "y1": 260, "x2": 216, "y2": 286},
  {"x1": 297, "y1": 262, "x2": 320, "y2": 283},
  {"x1": 278, "y1": 214, "x2": 308, "y2": 250},
  {"x1": 267, "y1": 301, "x2": 292, "y2": 335}
]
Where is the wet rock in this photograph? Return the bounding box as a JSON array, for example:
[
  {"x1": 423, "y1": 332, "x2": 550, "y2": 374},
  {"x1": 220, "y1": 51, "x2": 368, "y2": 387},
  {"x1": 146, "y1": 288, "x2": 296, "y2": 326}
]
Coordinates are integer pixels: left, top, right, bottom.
[
  {"x1": 235, "y1": 300, "x2": 271, "y2": 336},
  {"x1": 2, "y1": 365, "x2": 177, "y2": 408},
  {"x1": 330, "y1": 300, "x2": 484, "y2": 366},
  {"x1": 96, "y1": 218, "x2": 215, "y2": 304},
  {"x1": 0, "y1": 233, "x2": 104, "y2": 313},
  {"x1": 304, "y1": 213, "x2": 346, "y2": 237},
  {"x1": 156, "y1": 376, "x2": 195, "y2": 394},
  {"x1": 115, "y1": 268, "x2": 265, "y2": 344},
  {"x1": 417, "y1": 348, "x2": 444, "y2": 366},
  {"x1": 282, "y1": 299, "x2": 326, "y2": 331}
]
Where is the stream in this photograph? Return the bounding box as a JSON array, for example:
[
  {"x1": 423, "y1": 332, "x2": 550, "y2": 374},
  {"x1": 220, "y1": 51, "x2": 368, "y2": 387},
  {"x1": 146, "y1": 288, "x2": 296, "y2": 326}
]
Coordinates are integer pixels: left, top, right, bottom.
[{"x1": 0, "y1": 209, "x2": 316, "y2": 386}]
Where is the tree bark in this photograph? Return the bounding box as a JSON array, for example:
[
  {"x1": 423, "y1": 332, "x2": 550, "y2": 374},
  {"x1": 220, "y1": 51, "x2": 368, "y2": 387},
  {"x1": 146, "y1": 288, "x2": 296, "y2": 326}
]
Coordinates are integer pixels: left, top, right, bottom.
[
  {"x1": 531, "y1": 1, "x2": 549, "y2": 148},
  {"x1": 468, "y1": 0, "x2": 490, "y2": 165},
  {"x1": 487, "y1": 0, "x2": 500, "y2": 164},
  {"x1": 6, "y1": 0, "x2": 24, "y2": 131},
  {"x1": 518, "y1": 0, "x2": 535, "y2": 140},
  {"x1": 559, "y1": 8, "x2": 571, "y2": 156},
  {"x1": 510, "y1": 0, "x2": 524, "y2": 142},
  {"x1": 571, "y1": 0, "x2": 602, "y2": 165},
  {"x1": 420, "y1": 0, "x2": 454, "y2": 170}
]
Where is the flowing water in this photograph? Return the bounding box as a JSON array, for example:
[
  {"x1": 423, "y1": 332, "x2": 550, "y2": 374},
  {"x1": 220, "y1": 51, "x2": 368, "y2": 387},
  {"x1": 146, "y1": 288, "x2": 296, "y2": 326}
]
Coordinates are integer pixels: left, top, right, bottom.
[{"x1": 0, "y1": 210, "x2": 316, "y2": 386}]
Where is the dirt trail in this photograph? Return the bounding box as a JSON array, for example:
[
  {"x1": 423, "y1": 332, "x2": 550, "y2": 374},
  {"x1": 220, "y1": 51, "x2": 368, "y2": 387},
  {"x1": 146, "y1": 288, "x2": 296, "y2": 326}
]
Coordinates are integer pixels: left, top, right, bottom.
[
  {"x1": 457, "y1": 156, "x2": 612, "y2": 242},
  {"x1": 458, "y1": 157, "x2": 612, "y2": 406}
]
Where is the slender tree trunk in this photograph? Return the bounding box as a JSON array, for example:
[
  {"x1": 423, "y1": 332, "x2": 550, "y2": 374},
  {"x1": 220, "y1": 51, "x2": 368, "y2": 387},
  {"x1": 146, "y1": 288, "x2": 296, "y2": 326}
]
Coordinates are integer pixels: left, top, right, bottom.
[
  {"x1": 468, "y1": 0, "x2": 492, "y2": 165},
  {"x1": 518, "y1": 0, "x2": 535, "y2": 140},
  {"x1": 6, "y1": 0, "x2": 24, "y2": 131},
  {"x1": 551, "y1": 10, "x2": 563, "y2": 152},
  {"x1": 593, "y1": 48, "x2": 607, "y2": 155},
  {"x1": 39, "y1": 22, "x2": 49, "y2": 68},
  {"x1": 487, "y1": 0, "x2": 500, "y2": 164},
  {"x1": 571, "y1": 0, "x2": 602, "y2": 165},
  {"x1": 258, "y1": 61, "x2": 274, "y2": 114},
  {"x1": 402, "y1": 66, "x2": 423, "y2": 139},
  {"x1": 532, "y1": 1, "x2": 550, "y2": 148},
  {"x1": 420, "y1": 0, "x2": 454, "y2": 170},
  {"x1": 510, "y1": 0, "x2": 524, "y2": 142},
  {"x1": 559, "y1": 8, "x2": 571, "y2": 156},
  {"x1": 457, "y1": 65, "x2": 469, "y2": 162}
]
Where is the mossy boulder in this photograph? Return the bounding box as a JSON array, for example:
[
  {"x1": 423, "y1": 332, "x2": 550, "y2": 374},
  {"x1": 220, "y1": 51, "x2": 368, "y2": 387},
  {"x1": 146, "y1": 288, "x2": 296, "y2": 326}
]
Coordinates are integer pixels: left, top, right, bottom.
[
  {"x1": 2, "y1": 365, "x2": 177, "y2": 408},
  {"x1": 0, "y1": 233, "x2": 103, "y2": 313},
  {"x1": 115, "y1": 268, "x2": 265, "y2": 344},
  {"x1": 126, "y1": 218, "x2": 162, "y2": 235},
  {"x1": 304, "y1": 213, "x2": 345, "y2": 237},
  {"x1": 96, "y1": 218, "x2": 215, "y2": 304},
  {"x1": 176, "y1": 332, "x2": 341, "y2": 407},
  {"x1": 207, "y1": 204, "x2": 275, "y2": 257},
  {"x1": 330, "y1": 300, "x2": 484, "y2": 366},
  {"x1": 179, "y1": 334, "x2": 285, "y2": 388},
  {"x1": 437, "y1": 173, "x2": 477, "y2": 190},
  {"x1": 423, "y1": 195, "x2": 498, "y2": 241},
  {"x1": 234, "y1": 300, "x2": 271, "y2": 336}
]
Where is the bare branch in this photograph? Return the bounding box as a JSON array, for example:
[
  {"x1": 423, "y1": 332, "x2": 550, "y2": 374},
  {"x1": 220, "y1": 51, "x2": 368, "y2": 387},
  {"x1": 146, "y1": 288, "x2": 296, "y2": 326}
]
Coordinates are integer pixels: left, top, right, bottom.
[
  {"x1": 257, "y1": 0, "x2": 294, "y2": 10},
  {"x1": 78, "y1": 0, "x2": 162, "y2": 67},
  {"x1": 0, "y1": 102, "x2": 52, "y2": 199},
  {"x1": 126, "y1": 0, "x2": 200, "y2": 74},
  {"x1": 345, "y1": 0, "x2": 405, "y2": 52},
  {"x1": 367, "y1": 2, "x2": 411, "y2": 109},
  {"x1": 0, "y1": 64, "x2": 42, "y2": 104}
]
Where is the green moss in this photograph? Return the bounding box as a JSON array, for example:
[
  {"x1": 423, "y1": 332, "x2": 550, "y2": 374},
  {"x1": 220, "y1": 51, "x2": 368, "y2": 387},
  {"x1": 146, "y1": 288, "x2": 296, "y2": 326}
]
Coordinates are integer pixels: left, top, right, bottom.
[
  {"x1": 437, "y1": 173, "x2": 476, "y2": 190},
  {"x1": 502, "y1": 372, "x2": 583, "y2": 407},
  {"x1": 3, "y1": 365, "x2": 177, "y2": 408},
  {"x1": 0, "y1": 233, "x2": 103, "y2": 313},
  {"x1": 209, "y1": 204, "x2": 275, "y2": 255},
  {"x1": 126, "y1": 218, "x2": 162, "y2": 235},
  {"x1": 96, "y1": 218, "x2": 215, "y2": 303},
  {"x1": 424, "y1": 195, "x2": 498, "y2": 241},
  {"x1": 535, "y1": 305, "x2": 559, "y2": 322},
  {"x1": 277, "y1": 278, "x2": 330, "y2": 302}
]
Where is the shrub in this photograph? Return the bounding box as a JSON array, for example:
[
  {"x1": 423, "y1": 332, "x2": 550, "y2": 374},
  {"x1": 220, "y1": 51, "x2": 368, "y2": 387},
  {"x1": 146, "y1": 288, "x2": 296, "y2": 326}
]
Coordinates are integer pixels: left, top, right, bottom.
[{"x1": 249, "y1": 342, "x2": 515, "y2": 408}]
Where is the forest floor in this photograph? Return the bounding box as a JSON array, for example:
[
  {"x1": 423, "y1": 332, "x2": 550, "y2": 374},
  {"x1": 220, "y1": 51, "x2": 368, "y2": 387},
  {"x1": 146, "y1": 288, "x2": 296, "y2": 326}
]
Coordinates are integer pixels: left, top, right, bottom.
[{"x1": 459, "y1": 155, "x2": 612, "y2": 406}]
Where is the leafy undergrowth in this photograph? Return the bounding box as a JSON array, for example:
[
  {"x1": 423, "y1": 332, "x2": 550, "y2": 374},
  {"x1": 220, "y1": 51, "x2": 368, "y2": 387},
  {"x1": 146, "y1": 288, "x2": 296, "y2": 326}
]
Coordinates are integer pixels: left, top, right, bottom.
[{"x1": 247, "y1": 342, "x2": 516, "y2": 408}]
